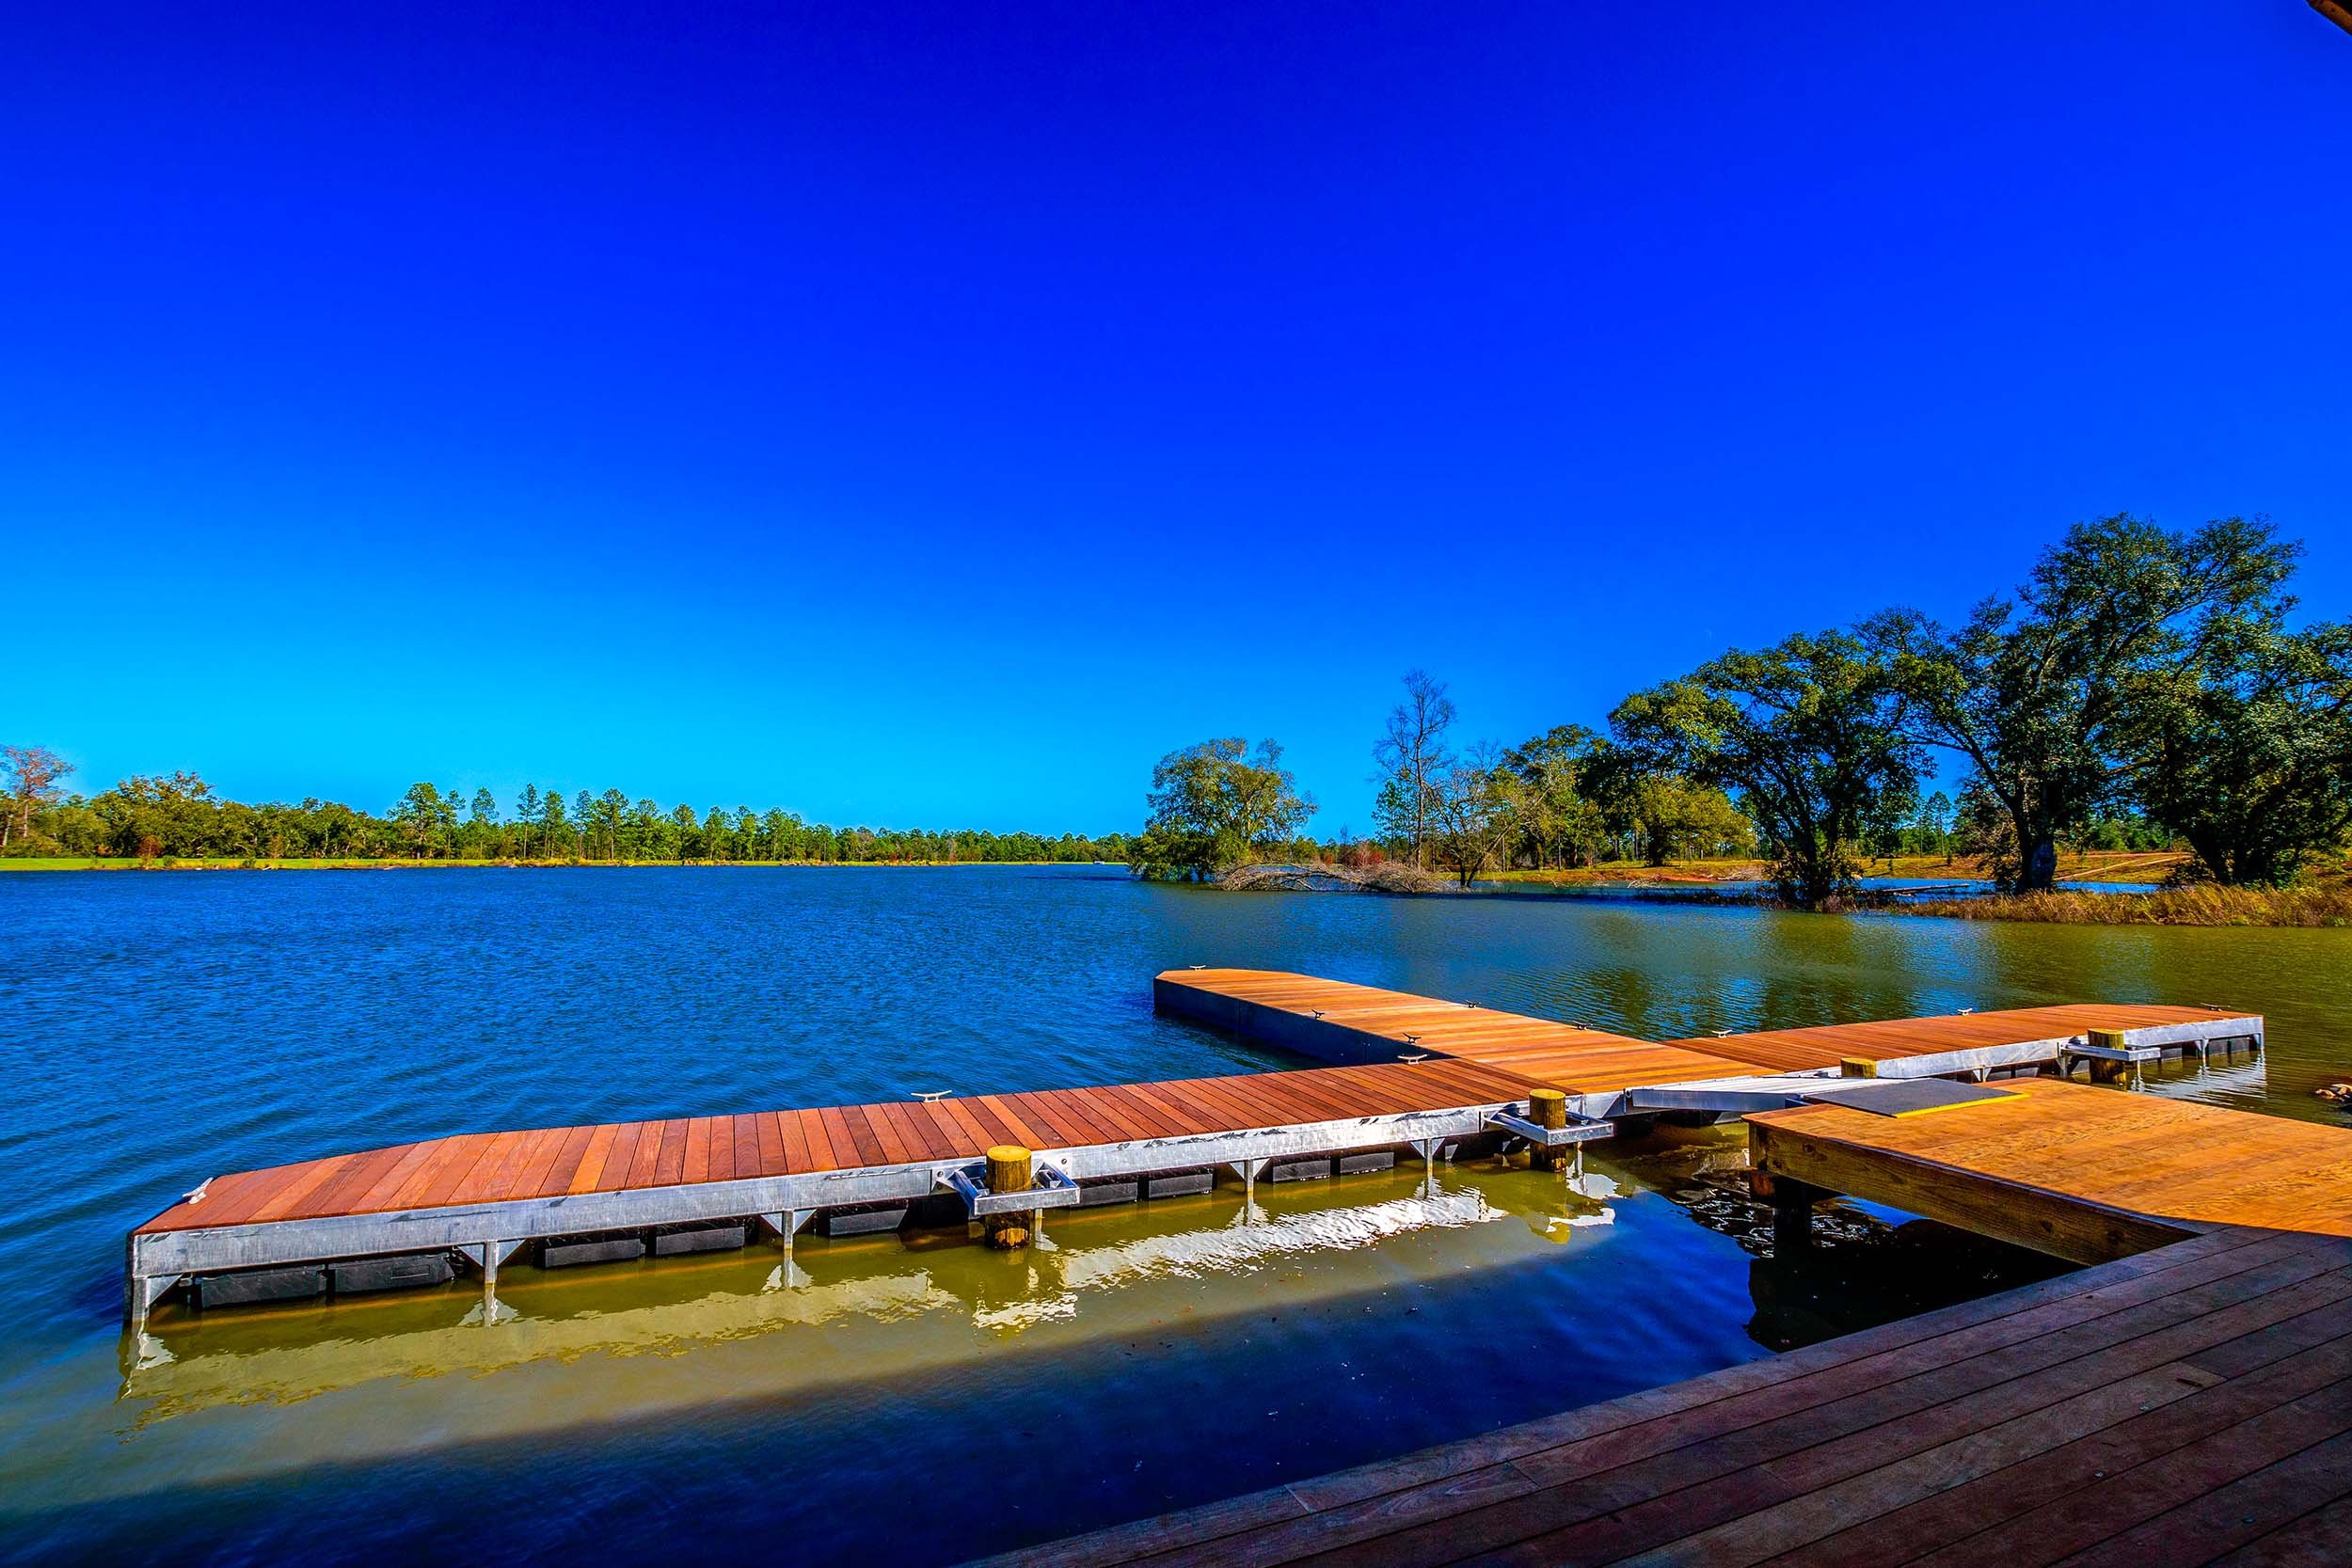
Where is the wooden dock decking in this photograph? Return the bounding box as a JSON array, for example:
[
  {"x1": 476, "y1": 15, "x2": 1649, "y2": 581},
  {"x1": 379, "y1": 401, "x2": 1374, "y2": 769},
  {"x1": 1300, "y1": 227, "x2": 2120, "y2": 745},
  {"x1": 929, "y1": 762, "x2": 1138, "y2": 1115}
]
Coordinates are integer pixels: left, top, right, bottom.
[
  {"x1": 973, "y1": 1224, "x2": 2352, "y2": 1568},
  {"x1": 133, "y1": 1055, "x2": 1543, "y2": 1238},
  {"x1": 977, "y1": 977, "x2": 2352, "y2": 1568},
  {"x1": 125, "y1": 967, "x2": 2326, "y2": 1565},
  {"x1": 1749, "y1": 1077, "x2": 2352, "y2": 1264},
  {"x1": 135, "y1": 972, "x2": 2252, "y2": 1248},
  {"x1": 1152, "y1": 969, "x2": 2251, "y2": 1089}
]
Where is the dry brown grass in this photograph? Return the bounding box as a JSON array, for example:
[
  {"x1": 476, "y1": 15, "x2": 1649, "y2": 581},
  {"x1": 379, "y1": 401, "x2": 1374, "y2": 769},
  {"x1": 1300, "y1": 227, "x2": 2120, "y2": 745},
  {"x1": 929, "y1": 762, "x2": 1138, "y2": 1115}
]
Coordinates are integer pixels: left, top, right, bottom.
[{"x1": 1896, "y1": 882, "x2": 2352, "y2": 927}]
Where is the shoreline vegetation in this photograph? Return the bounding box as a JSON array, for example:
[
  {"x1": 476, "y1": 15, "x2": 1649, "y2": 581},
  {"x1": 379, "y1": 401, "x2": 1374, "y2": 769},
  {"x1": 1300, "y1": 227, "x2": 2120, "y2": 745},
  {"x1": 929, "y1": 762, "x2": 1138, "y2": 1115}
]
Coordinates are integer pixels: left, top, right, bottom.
[
  {"x1": 0, "y1": 856, "x2": 1093, "y2": 872},
  {"x1": 11, "y1": 523, "x2": 2347, "y2": 928},
  {"x1": 1216, "y1": 854, "x2": 2352, "y2": 927},
  {"x1": 1130, "y1": 515, "x2": 2352, "y2": 927}
]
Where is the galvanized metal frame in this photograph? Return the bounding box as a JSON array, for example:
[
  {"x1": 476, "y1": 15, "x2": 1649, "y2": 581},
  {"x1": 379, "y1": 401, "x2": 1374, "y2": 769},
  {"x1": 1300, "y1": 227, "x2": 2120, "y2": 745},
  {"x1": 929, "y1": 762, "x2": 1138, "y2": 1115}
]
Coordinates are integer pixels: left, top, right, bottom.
[
  {"x1": 122, "y1": 1010, "x2": 2265, "y2": 1325},
  {"x1": 126, "y1": 1097, "x2": 1549, "y2": 1320}
]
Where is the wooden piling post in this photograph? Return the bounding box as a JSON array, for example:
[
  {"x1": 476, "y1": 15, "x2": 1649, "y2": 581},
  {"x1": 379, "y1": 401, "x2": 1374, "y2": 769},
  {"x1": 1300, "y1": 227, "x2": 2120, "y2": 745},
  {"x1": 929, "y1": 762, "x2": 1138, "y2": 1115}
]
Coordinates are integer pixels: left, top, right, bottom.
[
  {"x1": 1529, "y1": 1087, "x2": 1568, "y2": 1170},
  {"x1": 1839, "y1": 1055, "x2": 1877, "y2": 1079},
  {"x1": 2087, "y1": 1027, "x2": 2130, "y2": 1085},
  {"x1": 1752, "y1": 1170, "x2": 1829, "y2": 1254},
  {"x1": 984, "y1": 1145, "x2": 1033, "y2": 1249}
]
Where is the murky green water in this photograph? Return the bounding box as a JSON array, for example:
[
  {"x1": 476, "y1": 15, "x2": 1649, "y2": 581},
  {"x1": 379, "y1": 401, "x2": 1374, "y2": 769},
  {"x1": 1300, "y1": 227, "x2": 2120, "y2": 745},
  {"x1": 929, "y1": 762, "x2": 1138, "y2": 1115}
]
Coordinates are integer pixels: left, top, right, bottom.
[{"x1": 1, "y1": 868, "x2": 2342, "y2": 1564}]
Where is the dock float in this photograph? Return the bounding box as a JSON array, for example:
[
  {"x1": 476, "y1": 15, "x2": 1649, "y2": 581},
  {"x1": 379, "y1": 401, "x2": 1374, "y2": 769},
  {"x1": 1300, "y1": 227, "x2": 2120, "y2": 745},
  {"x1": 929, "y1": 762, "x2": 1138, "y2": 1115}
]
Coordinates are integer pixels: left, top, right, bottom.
[{"x1": 125, "y1": 970, "x2": 2264, "y2": 1337}]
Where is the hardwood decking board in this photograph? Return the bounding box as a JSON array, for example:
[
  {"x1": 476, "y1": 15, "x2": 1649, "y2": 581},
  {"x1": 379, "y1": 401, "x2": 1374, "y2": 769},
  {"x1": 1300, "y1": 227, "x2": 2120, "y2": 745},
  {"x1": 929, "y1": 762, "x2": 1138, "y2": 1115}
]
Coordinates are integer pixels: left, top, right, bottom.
[
  {"x1": 968, "y1": 1231, "x2": 2344, "y2": 1568},
  {"x1": 1011, "y1": 1090, "x2": 1104, "y2": 1148},
  {"x1": 1234, "y1": 1249, "x2": 2352, "y2": 1568},
  {"x1": 1478, "y1": 1265, "x2": 2352, "y2": 1568},
  {"x1": 297, "y1": 1144, "x2": 419, "y2": 1222},
  {"x1": 731, "y1": 1113, "x2": 766, "y2": 1179},
  {"x1": 2208, "y1": 1491, "x2": 2352, "y2": 1568},
  {"x1": 932, "y1": 1096, "x2": 1002, "y2": 1158},
  {"x1": 975, "y1": 1094, "x2": 1049, "y2": 1151},
  {"x1": 352, "y1": 1138, "x2": 446, "y2": 1212},
  {"x1": 864, "y1": 1099, "x2": 928, "y2": 1164},
  {"x1": 779, "y1": 1108, "x2": 822, "y2": 1174},
  {"x1": 614, "y1": 1119, "x2": 660, "y2": 1188},
  {"x1": 425, "y1": 1132, "x2": 521, "y2": 1210},
  {"x1": 1902, "y1": 1390, "x2": 2352, "y2": 1568},
  {"x1": 532, "y1": 1124, "x2": 599, "y2": 1197},
  {"x1": 704, "y1": 1115, "x2": 735, "y2": 1183},
  {"x1": 1081, "y1": 1084, "x2": 1179, "y2": 1143},
  {"x1": 959, "y1": 1095, "x2": 1024, "y2": 1150},
  {"x1": 1774, "y1": 1320, "x2": 2352, "y2": 1568}
]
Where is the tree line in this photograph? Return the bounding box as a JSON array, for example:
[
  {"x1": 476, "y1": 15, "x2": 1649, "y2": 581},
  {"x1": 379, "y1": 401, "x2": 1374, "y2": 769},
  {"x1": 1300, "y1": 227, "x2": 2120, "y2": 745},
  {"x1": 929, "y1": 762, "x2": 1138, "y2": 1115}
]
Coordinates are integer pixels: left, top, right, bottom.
[
  {"x1": 0, "y1": 761, "x2": 1131, "y2": 866},
  {"x1": 1133, "y1": 515, "x2": 2351, "y2": 904}
]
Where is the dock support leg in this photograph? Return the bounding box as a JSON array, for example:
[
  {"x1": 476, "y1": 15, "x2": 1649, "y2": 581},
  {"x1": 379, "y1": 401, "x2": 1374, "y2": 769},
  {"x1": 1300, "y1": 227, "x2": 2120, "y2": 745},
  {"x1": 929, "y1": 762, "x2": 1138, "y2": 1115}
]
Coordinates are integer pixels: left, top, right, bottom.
[
  {"x1": 125, "y1": 1272, "x2": 179, "y2": 1338},
  {"x1": 1409, "y1": 1137, "x2": 1443, "y2": 1192},
  {"x1": 467, "y1": 1240, "x2": 522, "y2": 1323},
  {"x1": 760, "y1": 1209, "x2": 814, "y2": 1256},
  {"x1": 759, "y1": 1211, "x2": 814, "y2": 1291},
  {"x1": 985, "y1": 1145, "x2": 1034, "y2": 1249},
  {"x1": 1753, "y1": 1172, "x2": 1829, "y2": 1255},
  {"x1": 1228, "y1": 1158, "x2": 1268, "y2": 1220}
]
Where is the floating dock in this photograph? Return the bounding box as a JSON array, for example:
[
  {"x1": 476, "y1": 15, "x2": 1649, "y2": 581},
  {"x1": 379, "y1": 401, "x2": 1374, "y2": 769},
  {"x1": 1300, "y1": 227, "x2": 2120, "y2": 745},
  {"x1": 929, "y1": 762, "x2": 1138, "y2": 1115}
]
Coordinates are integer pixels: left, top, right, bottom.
[
  {"x1": 126, "y1": 968, "x2": 2261, "y2": 1331},
  {"x1": 128, "y1": 967, "x2": 2337, "y2": 1563}
]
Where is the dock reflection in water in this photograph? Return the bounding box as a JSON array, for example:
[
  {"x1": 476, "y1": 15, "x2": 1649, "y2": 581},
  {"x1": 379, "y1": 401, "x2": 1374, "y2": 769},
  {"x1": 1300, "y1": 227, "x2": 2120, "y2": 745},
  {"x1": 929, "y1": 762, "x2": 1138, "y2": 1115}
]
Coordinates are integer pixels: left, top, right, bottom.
[
  {"x1": 121, "y1": 1161, "x2": 1529, "y2": 1426},
  {"x1": 118, "y1": 1125, "x2": 2062, "y2": 1437},
  {"x1": 0, "y1": 1128, "x2": 2080, "y2": 1567}
]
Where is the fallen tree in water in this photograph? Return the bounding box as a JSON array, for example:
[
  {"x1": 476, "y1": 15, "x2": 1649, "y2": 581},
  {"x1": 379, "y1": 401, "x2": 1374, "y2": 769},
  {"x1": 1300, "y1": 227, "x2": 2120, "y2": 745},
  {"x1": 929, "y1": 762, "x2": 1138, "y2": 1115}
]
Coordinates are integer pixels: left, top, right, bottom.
[{"x1": 1216, "y1": 862, "x2": 1447, "y2": 895}]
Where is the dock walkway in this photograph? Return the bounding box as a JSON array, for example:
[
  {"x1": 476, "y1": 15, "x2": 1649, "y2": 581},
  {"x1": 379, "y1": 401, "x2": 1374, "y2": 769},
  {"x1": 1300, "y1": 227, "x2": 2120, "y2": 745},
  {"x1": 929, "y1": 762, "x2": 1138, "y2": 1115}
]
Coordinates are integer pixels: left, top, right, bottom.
[
  {"x1": 125, "y1": 968, "x2": 2333, "y2": 1564},
  {"x1": 127, "y1": 970, "x2": 2263, "y2": 1322}
]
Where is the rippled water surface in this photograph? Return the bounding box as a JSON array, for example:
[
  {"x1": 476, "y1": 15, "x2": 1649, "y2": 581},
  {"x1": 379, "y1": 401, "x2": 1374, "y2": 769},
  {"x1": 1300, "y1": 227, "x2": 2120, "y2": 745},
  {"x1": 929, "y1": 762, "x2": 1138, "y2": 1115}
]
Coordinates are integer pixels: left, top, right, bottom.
[{"x1": 2, "y1": 866, "x2": 2344, "y2": 1564}]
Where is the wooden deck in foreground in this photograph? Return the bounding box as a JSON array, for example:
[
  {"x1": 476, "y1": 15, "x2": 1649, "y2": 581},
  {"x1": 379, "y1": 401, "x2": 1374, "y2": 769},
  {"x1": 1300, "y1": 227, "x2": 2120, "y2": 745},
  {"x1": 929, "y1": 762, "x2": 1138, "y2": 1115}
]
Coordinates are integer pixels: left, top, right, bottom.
[
  {"x1": 975, "y1": 1224, "x2": 2352, "y2": 1568},
  {"x1": 1751, "y1": 1078, "x2": 2352, "y2": 1265}
]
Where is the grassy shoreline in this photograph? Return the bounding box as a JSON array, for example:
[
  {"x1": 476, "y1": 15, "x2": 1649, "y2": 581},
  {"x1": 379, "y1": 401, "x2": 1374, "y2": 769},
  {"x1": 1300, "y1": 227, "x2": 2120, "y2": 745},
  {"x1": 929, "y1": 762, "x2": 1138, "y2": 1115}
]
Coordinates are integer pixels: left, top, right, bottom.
[
  {"x1": 1482, "y1": 848, "x2": 2190, "y2": 889},
  {"x1": 14, "y1": 853, "x2": 2345, "y2": 928},
  {"x1": 1888, "y1": 884, "x2": 2352, "y2": 928}
]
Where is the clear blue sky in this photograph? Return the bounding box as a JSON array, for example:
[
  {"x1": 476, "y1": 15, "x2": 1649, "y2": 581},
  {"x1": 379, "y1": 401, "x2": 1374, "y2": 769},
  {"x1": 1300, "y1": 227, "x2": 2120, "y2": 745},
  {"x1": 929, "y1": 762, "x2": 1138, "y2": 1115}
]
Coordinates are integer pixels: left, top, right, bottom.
[{"x1": 10, "y1": 2, "x2": 2348, "y2": 833}]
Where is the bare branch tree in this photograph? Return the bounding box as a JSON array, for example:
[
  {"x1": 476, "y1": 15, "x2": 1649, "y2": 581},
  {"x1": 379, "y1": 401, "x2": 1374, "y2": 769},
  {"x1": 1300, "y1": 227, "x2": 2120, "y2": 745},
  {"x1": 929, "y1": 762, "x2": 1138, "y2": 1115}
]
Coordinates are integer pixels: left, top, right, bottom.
[
  {"x1": 1372, "y1": 670, "x2": 1455, "y2": 870},
  {"x1": 2, "y1": 745, "x2": 72, "y2": 851}
]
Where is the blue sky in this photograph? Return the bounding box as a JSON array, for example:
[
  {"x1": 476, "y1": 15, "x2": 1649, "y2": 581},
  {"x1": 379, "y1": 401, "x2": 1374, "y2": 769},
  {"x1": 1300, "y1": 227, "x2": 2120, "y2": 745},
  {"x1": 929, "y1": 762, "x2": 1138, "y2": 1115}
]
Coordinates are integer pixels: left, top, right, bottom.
[{"x1": 9, "y1": 2, "x2": 2348, "y2": 833}]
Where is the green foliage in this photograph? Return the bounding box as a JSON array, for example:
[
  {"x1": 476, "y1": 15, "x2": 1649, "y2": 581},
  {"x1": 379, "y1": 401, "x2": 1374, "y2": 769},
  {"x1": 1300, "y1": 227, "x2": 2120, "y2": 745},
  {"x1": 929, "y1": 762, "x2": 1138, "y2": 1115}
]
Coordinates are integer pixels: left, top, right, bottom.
[
  {"x1": 1498, "y1": 726, "x2": 1609, "y2": 868},
  {"x1": 2115, "y1": 617, "x2": 2352, "y2": 885},
  {"x1": 1612, "y1": 630, "x2": 1922, "y2": 907},
  {"x1": 1871, "y1": 515, "x2": 2299, "y2": 889},
  {"x1": 1131, "y1": 737, "x2": 1316, "y2": 879},
  {"x1": 8, "y1": 767, "x2": 1134, "y2": 866}
]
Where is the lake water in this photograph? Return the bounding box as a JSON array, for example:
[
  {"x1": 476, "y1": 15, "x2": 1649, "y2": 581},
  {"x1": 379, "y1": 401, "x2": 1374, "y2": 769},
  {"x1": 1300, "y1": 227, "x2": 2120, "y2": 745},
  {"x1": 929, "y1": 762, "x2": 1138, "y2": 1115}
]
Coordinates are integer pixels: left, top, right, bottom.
[{"x1": 2, "y1": 866, "x2": 2344, "y2": 1565}]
